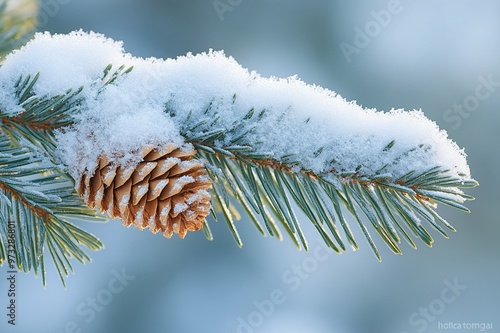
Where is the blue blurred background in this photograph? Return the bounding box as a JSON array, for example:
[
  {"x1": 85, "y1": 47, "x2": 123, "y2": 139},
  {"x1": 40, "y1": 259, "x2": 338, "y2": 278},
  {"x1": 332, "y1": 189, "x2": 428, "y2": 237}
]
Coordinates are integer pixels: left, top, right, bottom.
[{"x1": 3, "y1": 0, "x2": 500, "y2": 332}]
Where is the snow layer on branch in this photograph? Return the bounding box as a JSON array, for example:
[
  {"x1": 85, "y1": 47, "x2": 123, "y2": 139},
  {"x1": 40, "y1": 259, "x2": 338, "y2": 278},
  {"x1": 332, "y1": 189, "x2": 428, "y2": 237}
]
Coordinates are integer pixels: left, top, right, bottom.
[
  {"x1": 0, "y1": 31, "x2": 470, "y2": 182},
  {"x1": 0, "y1": 30, "x2": 130, "y2": 96}
]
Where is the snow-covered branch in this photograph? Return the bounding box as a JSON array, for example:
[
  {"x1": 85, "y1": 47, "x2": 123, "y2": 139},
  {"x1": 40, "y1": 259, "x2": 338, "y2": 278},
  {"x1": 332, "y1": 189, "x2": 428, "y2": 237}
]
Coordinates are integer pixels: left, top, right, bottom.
[
  {"x1": 0, "y1": 31, "x2": 470, "y2": 184},
  {"x1": 0, "y1": 30, "x2": 477, "y2": 271}
]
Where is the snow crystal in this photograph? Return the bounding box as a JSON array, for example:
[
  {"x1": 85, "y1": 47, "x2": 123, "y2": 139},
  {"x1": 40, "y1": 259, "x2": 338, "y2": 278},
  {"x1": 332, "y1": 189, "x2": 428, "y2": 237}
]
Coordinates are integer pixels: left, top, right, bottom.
[
  {"x1": 173, "y1": 202, "x2": 189, "y2": 214},
  {"x1": 185, "y1": 210, "x2": 196, "y2": 219},
  {"x1": 178, "y1": 160, "x2": 200, "y2": 171},
  {"x1": 136, "y1": 184, "x2": 148, "y2": 198},
  {"x1": 417, "y1": 190, "x2": 465, "y2": 203},
  {"x1": 0, "y1": 31, "x2": 471, "y2": 183},
  {"x1": 119, "y1": 194, "x2": 130, "y2": 211},
  {"x1": 161, "y1": 158, "x2": 181, "y2": 173},
  {"x1": 134, "y1": 209, "x2": 144, "y2": 227},
  {"x1": 197, "y1": 175, "x2": 211, "y2": 183},
  {"x1": 153, "y1": 179, "x2": 168, "y2": 192},
  {"x1": 160, "y1": 206, "x2": 169, "y2": 224},
  {"x1": 173, "y1": 176, "x2": 195, "y2": 191},
  {"x1": 186, "y1": 190, "x2": 209, "y2": 205}
]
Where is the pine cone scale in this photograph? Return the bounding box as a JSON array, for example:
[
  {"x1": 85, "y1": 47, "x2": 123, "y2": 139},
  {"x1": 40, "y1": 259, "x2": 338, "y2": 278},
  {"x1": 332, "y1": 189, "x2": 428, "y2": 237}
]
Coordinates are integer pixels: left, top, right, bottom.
[
  {"x1": 148, "y1": 179, "x2": 169, "y2": 201},
  {"x1": 101, "y1": 166, "x2": 117, "y2": 186},
  {"x1": 132, "y1": 178, "x2": 150, "y2": 205},
  {"x1": 115, "y1": 166, "x2": 134, "y2": 187},
  {"x1": 132, "y1": 162, "x2": 156, "y2": 184}
]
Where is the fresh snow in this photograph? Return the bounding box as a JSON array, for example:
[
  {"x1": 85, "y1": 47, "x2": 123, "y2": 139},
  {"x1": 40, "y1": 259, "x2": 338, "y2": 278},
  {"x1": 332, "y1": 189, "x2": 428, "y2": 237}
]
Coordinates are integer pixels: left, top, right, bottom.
[
  {"x1": 173, "y1": 202, "x2": 189, "y2": 214},
  {"x1": 173, "y1": 176, "x2": 195, "y2": 191},
  {"x1": 186, "y1": 191, "x2": 209, "y2": 205},
  {"x1": 0, "y1": 31, "x2": 471, "y2": 184}
]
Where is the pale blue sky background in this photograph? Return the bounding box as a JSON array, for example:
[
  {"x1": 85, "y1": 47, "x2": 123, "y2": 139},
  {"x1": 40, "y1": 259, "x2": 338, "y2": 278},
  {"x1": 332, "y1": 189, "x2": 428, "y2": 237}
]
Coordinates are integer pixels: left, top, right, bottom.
[{"x1": 2, "y1": 1, "x2": 499, "y2": 333}]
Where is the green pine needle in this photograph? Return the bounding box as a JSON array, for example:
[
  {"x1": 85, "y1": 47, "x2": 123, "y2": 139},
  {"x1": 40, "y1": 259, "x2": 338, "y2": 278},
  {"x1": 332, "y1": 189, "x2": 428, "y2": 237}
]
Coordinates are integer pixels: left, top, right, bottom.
[
  {"x1": 0, "y1": 73, "x2": 106, "y2": 286},
  {"x1": 178, "y1": 104, "x2": 478, "y2": 261}
]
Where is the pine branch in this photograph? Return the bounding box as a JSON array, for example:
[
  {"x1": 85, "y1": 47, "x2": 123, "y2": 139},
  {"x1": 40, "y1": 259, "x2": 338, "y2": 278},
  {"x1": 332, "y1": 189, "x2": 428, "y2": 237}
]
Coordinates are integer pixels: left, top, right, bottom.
[
  {"x1": 0, "y1": 29, "x2": 479, "y2": 286},
  {"x1": 0, "y1": 73, "x2": 106, "y2": 286},
  {"x1": 0, "y1": 133, "x2": 104, "y2": 286},
  {"x1": 1, "y1": 73, "x2": 83, "y2": 153},
  {"x1": 169, "y1": 103, "x2": 478, "y2": 260}
]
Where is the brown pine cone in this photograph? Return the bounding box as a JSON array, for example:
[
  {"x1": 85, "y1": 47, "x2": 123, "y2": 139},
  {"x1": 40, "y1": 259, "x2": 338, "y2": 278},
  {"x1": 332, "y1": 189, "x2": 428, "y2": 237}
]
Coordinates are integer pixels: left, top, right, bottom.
[{"x1": 77, "y1": 144, "x2": 212, "y2": 238}]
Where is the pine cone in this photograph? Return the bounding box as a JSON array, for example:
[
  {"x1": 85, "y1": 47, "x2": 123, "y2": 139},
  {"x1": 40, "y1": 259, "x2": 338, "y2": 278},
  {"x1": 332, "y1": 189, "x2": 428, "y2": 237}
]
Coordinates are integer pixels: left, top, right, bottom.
[{"x1": 77, "y1": 144, "x2": 212, "y2": 238}]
